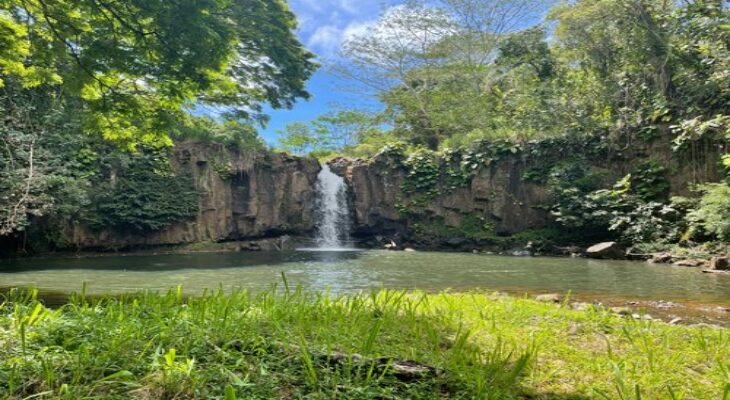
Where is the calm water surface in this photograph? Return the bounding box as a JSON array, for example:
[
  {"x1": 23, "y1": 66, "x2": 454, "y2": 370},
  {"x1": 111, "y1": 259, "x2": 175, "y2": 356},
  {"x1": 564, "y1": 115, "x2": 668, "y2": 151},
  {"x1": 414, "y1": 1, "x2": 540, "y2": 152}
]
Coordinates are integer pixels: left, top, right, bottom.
[{"x1": 1, "y1": 251, "x2": 729, "y2": 305}]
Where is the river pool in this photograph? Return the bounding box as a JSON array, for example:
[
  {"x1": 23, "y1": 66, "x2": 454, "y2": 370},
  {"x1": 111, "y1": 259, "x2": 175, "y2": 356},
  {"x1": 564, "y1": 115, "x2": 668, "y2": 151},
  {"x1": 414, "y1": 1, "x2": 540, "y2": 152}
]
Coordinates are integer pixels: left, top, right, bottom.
[{"x1": 1, "y1": 251, "x2": 729, "y2": 308}]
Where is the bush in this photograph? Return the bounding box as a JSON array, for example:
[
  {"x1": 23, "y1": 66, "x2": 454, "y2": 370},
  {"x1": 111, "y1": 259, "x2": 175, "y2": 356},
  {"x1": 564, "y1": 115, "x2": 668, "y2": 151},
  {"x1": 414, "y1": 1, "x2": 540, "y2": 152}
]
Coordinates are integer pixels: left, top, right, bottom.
[
  {"x1": 551, "y1": 174, "x2": 684, "y2": 244},
  {"x1": 687, "y1": 183, "x2": 730, "y2": 241},
  {"x1": 630, "y1": 160, "x2": 669, "y2": 201}
]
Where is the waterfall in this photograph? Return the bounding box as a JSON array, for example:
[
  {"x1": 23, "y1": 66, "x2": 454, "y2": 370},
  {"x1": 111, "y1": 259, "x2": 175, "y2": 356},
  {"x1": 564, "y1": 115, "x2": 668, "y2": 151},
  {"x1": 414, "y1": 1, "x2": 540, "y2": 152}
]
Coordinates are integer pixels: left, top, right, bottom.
[{"x1": 313, "y1": 164, "x2": 351, "y2": 249}]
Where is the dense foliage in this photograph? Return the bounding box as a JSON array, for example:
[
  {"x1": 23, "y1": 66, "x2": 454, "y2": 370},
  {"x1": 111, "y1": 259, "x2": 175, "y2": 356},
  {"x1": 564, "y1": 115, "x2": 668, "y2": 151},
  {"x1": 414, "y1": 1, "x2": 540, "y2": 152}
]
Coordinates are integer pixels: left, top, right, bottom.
[
  {"x1": 0, "y1": 0, "x2": 315, "y2": 248},
  {"x1": 686, "y1": 183, "x2": 730, "y2": 241},
  {"x1": 277, "y1": 110, "x2": 395, "y2": 158},
  {"x1": 288, "y1": 0, "x2": 728, "y2": 157},
  {"x1": 1, "y1": 0, "x2": 728, "y2": 253},
  {"x1": 0, "y1": 0, "x2": 315, "y2": 147},
  {"x1": 275, "y1": 0, "x2": 729, "y2": 252},
  {"x1": 85, "y1": 151, "x2": 199, "y2": 231}
]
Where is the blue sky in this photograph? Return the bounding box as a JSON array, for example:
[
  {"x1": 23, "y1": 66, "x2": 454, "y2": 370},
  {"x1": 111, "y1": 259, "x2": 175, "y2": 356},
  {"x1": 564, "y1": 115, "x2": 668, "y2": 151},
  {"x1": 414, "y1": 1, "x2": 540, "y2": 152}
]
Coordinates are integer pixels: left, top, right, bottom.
[{"x1": 259, "y1": 0, "x2": 397, "y2": 145}]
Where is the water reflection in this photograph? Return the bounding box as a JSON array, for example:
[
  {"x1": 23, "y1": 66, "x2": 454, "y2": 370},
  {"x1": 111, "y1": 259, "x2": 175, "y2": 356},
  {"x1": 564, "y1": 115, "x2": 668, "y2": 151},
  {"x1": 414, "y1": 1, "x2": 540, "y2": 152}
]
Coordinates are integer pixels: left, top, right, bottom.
[{"x1": 0, "y1": 251, "x2": 728, "y2": 304}]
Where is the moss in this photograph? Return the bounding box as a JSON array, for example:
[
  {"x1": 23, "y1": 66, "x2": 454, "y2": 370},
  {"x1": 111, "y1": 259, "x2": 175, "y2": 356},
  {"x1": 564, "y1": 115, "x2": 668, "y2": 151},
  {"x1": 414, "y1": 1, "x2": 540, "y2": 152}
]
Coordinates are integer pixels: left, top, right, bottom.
[{"x1": 84, "y1": 150, "x2": 199, "y2": 231}]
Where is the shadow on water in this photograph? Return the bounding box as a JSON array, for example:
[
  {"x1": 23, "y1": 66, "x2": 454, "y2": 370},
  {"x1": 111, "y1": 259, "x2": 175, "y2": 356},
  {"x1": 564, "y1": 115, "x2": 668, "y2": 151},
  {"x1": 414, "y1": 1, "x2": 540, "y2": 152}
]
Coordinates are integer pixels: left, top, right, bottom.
[
  {"x1": 0, "y1": 250, "x2": 364, "y2": 273},
  {"x1": 0, "y1": 251, "x2": 366, "y2": 306}
]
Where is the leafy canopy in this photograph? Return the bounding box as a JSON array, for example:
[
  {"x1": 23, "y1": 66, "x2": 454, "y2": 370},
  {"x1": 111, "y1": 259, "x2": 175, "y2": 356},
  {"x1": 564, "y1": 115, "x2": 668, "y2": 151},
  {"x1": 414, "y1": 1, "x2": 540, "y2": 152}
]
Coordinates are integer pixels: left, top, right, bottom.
[{"x1": 0, "y1": 0, "x2": 316, "y2": 148}]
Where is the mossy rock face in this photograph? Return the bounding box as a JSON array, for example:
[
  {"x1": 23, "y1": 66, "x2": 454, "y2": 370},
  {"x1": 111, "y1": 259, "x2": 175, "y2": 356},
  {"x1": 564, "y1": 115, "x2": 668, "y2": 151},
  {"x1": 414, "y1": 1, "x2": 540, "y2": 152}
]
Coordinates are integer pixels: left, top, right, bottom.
[
  {"x1": 59, "y1": 144, "x2": 322, "y2": 251},
  {"x1": 345, "y1": 130, "x2": 726, "y2": 249}
]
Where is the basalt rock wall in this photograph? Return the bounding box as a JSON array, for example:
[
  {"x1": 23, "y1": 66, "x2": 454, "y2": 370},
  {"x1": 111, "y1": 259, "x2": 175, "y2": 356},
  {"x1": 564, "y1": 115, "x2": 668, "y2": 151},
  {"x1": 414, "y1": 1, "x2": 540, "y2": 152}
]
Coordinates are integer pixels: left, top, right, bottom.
[
  {"x1": 329, "y1": 156, "x2": 552, "y2": 238},
  {"x1": 59, "y1": 133, "x2": 726, "y2": 251},
  {"x1": 329, "y1": 134, "x2": 726, "y2": 244},
  {"x1": 68, "y1": 143, "x2": 320, "y2": 249}
]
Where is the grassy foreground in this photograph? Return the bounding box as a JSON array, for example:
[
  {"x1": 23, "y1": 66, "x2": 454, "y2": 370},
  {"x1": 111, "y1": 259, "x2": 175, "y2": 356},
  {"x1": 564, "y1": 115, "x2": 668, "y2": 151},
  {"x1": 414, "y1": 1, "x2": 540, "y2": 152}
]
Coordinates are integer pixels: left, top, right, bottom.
[{"x1": 0, "y1": 286, "x2": 728, "y2": 400}]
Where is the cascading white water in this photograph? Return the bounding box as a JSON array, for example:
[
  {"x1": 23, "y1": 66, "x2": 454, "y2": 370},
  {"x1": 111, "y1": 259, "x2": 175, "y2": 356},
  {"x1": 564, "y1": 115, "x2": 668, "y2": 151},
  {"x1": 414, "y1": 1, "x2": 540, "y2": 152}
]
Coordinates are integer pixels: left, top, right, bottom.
[{"x1": 313, "y1": 164, "x2": 351, "y2": 249}]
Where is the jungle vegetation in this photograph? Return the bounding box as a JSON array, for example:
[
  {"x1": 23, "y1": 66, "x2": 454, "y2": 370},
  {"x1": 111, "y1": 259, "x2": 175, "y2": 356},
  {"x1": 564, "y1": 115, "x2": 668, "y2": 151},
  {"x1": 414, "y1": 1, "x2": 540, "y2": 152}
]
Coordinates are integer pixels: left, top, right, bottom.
[
  {"x1": 0, "y1": 0, "x2": 315, "y2": 243},
  {"x1": 0, "y1": 2, "x2": 729, "y2": 398},
  {"x1": 0, "y1": 0, "x2": 728, "y2": 253},
  {"x1": 277, "y1": 0, "x2": 729, "y2": 253}
]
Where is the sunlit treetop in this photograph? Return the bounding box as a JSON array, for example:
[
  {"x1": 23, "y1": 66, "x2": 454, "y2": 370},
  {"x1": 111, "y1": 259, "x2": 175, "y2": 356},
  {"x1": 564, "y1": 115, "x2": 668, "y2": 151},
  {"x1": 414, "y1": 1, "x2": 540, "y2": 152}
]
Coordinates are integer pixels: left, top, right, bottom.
[{"x1": 0, "y1": 0, "x2": 317, "y2": 148}]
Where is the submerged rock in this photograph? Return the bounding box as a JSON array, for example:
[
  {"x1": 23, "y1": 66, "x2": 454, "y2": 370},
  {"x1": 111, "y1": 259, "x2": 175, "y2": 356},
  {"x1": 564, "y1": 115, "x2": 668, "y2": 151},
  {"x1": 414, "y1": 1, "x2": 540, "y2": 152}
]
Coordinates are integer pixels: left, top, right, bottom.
[
  {"x1": 586, "y1": 242, "x2": 624, "y2": 259},
  {"x1": 650, "y1": 300, "x2": 681, "y2": 309},
  {"x1": 511, "y1": 249, "x2": 532, "y2": 257},
  {"x1": 611, "y1": 307, "x2": 632, "y2": 316},
  {"x1": 570, "y1": 302, "x2": 591, "y2": 311},
  {"x1": 673, "y1": 259, "x2": 707, "y2": 268},
  {"x1": 632, "y1": 313, "x2": 653, "y2": 320},
  {"x1": 554, "y1": 246, "x2": 584, "y2": 257}
]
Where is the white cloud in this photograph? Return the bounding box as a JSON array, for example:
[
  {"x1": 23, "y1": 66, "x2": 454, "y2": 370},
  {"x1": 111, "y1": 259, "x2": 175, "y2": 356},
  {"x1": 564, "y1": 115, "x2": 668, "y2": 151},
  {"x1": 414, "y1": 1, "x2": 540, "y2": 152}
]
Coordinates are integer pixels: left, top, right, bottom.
[
  {"x1": 307, "y1": 19, "x2": 380, "y2": 58},
  {"x1": 291, "y1": 0, "x2": 396, "y2": 59},
  {"x1": 307, "y1": 25, "x2": 342, "y2": 55},
  {"x1": 337, "y1": 0, "x2": 360, "y2": 14},
  {"x1": 342, "y1": 20, "x2": 376, "y2": 41}
]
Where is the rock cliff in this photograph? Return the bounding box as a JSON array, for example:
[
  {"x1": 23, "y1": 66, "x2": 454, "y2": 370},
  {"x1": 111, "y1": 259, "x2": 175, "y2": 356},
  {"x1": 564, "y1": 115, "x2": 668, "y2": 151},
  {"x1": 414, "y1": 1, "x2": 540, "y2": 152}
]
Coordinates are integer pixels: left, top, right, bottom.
[
  {"x1": 329, "y1": 134, "x2": 726, "y2": 247},
  {"x1": 329, "y1": 156, "x2": 551, "y2": 237},
  {"x1": 68, "y1": 143, "x2": 320, "y2": 249},
  {"x1": 62, "y1": 132, "x2": 725, "y2": 252}
]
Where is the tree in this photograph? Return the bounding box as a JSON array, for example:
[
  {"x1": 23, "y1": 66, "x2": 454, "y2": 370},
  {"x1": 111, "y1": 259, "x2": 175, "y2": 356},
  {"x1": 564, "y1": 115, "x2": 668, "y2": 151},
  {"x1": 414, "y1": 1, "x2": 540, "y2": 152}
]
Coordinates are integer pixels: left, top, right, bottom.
[
  {"x1": 0, "y1": 0, "x2": 316, "y2": 237},
  {"x1": 0, "y1": 0, "x2": 316, "y2": 148},
  {"x1": 278, "y1": 122, "x2": 319, "y2": 156},
  {"x1": 0, "y1": 82, "x2": 90, "y2": 236},
  {"x1": 277, "y1": 110, "x2": 386, "y2": 157},
  {"x1": 339, "y1": 0, "x2": 552, "y2": 148}
]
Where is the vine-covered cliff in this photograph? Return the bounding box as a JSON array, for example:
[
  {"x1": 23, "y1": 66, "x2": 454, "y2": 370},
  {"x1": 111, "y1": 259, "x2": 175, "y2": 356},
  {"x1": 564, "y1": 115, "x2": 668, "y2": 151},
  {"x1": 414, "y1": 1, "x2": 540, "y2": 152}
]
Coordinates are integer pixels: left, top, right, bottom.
[
  {"x1": 66, "y1": 143, "x2": 320, "y2": 250},
  {"x1": 330, "y1": 132, "x2": 726, "y2": 250}
]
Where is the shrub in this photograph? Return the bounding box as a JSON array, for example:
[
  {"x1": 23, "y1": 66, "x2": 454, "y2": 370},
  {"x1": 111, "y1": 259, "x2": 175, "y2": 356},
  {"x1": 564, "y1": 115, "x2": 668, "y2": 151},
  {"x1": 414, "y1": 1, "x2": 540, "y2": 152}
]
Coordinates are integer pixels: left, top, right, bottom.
[
  {"x1": 551, "y1": 174, "x2": 683, "y2": 244},
  {"x1": 630, "y1": 160, "x2": 669, "y2": 201},
  {"x1": 687, "y1": 183, "x2": 730, "y2": 241}
]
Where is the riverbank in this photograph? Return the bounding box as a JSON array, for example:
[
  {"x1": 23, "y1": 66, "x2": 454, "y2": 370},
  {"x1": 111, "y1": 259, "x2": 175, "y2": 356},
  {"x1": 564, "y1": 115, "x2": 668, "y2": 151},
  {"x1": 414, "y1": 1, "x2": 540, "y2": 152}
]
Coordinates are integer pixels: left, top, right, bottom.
[
  {"x1": 4, "y1": 286, "x2": 728, "y2": 327},
  {"x1": 7, "y1": 234, "x2": 730, "y2": 266},
  {"x1": 1, "y1": 288, "x2": 728, "y2": 399}
]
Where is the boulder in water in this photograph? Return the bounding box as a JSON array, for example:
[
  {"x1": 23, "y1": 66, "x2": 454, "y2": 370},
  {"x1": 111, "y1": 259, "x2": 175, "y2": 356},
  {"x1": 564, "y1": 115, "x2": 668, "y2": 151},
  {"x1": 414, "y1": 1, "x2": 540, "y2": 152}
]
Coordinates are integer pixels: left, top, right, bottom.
[
  {"x1": 673, "y1": 259, "x2": 707, "y2": 268},
  {"x1": 535, "y1": 293, "x2": 562, "y2": 303},
  {"x1": 710, "y1": 256, "x2": 730, "y2": 271},
  {"x1": 586, "y1": 242, "x2": 624, "y2": 259},
  {"x1": 649, "y1": 252, "x2": 673, "y2": 264}
]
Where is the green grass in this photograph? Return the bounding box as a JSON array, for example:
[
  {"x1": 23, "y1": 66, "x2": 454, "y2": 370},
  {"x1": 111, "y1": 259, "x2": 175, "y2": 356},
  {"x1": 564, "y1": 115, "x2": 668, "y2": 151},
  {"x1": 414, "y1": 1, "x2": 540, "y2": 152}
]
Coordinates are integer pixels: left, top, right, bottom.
[{"x1": 0, "y1": 285, "x2": 728, "y2": 399}]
